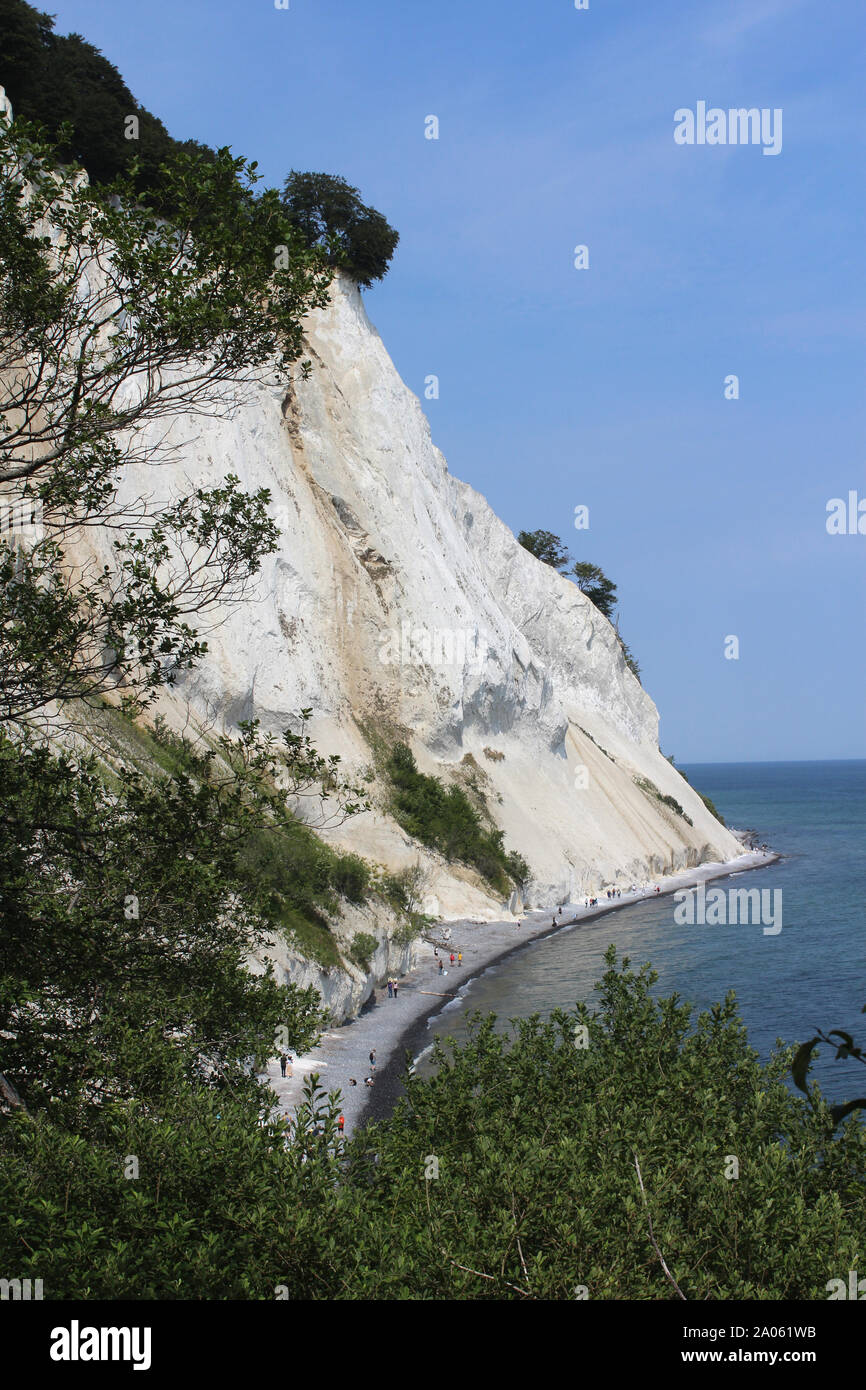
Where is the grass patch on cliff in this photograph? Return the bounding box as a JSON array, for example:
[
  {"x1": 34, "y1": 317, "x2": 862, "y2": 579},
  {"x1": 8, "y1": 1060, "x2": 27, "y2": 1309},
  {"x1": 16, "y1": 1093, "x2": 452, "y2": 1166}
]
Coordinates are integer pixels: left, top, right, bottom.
[
  {"x1": 634, "y1": 775, "x2": 693, "y2": 827},
  {"x1": 576, "y1": 725, "x2": 617, "y2": 763},
  {"x1": 273, "y1": 906, "x2": 342, "y2": 970},
  {"x1": 695, "y1": 790, "x2": 725, "y2": 825},
  {"x1": 236, "y1": 826, "x2": 372, "y2": 969},
  {"x1": 110, "y1": 708, "x2": 434, "y2": 963},
  {"x1": 383, "y1": 743, "x2": 528, "y2": 896},
  {"x1": 349, "y1": 931, "x2": 378, "y2": 972},
  {"x1": 665, "y1": 755, "x2": 726, "y2": 826}
]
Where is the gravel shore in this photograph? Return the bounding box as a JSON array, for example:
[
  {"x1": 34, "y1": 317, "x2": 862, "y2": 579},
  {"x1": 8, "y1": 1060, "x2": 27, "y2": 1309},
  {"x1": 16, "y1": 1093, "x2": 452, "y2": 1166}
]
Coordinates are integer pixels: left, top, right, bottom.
[{"x1": 267, "y1": 849, "x2": 778, "y2": 1137}]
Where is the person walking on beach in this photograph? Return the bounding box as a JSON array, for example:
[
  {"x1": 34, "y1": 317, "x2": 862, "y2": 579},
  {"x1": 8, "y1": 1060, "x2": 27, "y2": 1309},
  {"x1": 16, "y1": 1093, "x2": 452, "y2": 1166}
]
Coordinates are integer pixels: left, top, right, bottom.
[
  {"x1": 337, "y1": 1114, "x2": 345, "y2": 1136},
  {"x1": 458, "y1": 951, "x2": 463, "y2": 966},
  {"x1": 279, "y1": 1053, "x2": 288, "y2": 1078},
  {"x1": 369, "y1": 1049, "x2": 376, "y2": 1070},
  {"x1": 450, "y1": 952, "x2": 455, "y2": 965},
  {"x1": 393, "y1": 979, "x2": 399, "y2": 997},
  {"x1": 438, "y1": 958, "x2": 444, "y2": 974},
  {"x1": 387, "y1": 979, "x2": 393, "y2": 998}
]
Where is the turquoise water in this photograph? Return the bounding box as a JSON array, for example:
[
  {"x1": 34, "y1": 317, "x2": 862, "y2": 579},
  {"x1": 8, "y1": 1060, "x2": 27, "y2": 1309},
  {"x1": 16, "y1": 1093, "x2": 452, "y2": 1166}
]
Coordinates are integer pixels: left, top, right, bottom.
[{"x1": 421, "y1": 761, "x2": 866, "y2": 1101}]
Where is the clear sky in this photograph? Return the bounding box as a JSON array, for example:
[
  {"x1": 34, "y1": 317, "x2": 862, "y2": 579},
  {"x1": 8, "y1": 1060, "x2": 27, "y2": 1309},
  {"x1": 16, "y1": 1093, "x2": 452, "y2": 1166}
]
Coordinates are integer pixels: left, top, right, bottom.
[{"x1": 45, "y1": 0, "x2": 866, "y2": 761}]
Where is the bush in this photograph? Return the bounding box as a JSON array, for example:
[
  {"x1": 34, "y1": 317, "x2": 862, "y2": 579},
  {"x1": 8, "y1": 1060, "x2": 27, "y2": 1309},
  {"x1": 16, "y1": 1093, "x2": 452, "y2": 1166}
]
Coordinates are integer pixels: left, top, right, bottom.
[
  {"x1": 635, "y1": 776, "x2": 692, "y2": 826},
  {"x1": 517, "y1": 529, "x2": 571, "y2": 572},
  {"x1": 384, "y1": 744, "x2": 526, "y2": 895},
  {"x1": 572, "y1": 561, "x2": 617, "y2": 620},
  {"x1": 7, "y1": 950, "x2": 863, "y2": 1298},
  {"x1": 697, "y1": 791, "x2": 725, "y2": 826},
  {"x1": 349, "y1": 932, "x2": 378, "y2": 973},
  {"x1": 505, "y1": 851, "x2": 530, "y2": 886},
  {"x1": 330, "y1": 949, "x2": 866, "y2": 1298},
  {"x1": 330, "y1": 853, "x2": 371, "y2": 904},
  {"x1": 236, "y1": 827, "x2": 373, "y2": 969},
  {"x1": 618, "y1": 635, "x2": 641, "y2": 683},
  {"x1": 665, "y1": 756, "x2": 725, "y2": 827}
]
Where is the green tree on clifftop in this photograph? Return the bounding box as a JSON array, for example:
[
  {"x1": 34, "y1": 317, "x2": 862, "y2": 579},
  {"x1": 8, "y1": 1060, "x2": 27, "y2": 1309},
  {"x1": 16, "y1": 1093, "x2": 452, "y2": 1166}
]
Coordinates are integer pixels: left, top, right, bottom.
[{"x1": 281, "y1": 171, "x2": 399, "y2": 288}]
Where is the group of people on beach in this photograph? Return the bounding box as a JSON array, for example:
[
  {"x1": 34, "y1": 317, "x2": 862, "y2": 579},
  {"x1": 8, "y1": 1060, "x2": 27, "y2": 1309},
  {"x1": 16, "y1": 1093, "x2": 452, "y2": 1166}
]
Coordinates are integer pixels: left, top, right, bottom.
[
  {"x1": 386, "y1": 978, "x2": 399, "y2": 998},
  {"x1": 584, "y1": 889, "x2": 622, "y2": 906},
  {"x1": 582, "y1": 883, "x2": 661, "y2": 908},
  {"x1": 433, "y1": 947, "x2": 462, "y2": 973}
]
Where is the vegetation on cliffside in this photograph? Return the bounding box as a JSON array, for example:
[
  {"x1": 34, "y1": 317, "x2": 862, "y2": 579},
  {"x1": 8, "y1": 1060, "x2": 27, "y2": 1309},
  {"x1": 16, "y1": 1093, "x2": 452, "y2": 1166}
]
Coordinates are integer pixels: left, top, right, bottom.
[
  {"x1": 383, "y1": 742, "x2": 529, "y2": 895},
  {"x1": 517, "y1": 528, "x2": 641, "y2": 681},
  {"x1": 0, "y1": 99, "x2": 375, "y2": 1267},
  {"x1": 0, "y1": 0, "x2": 397, "y2": 283}
]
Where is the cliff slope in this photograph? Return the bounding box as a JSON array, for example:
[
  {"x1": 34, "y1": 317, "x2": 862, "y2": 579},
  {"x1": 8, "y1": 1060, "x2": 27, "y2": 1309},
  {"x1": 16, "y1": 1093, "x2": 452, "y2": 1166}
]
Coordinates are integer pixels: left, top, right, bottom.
[{"x1": 113, "y1": 272, "x2": 743, "y2": 916}]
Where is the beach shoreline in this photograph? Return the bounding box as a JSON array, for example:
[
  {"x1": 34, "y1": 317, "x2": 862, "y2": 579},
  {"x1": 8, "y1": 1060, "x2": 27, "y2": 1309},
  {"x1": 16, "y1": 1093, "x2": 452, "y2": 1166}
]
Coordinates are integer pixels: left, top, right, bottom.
[{"x1": 268, "y1": 848, "x2": 780, "y2": 1135}]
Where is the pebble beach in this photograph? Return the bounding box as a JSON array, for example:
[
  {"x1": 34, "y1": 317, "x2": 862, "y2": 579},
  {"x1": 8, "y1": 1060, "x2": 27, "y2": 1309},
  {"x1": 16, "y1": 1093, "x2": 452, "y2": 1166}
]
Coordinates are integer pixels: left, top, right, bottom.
[{"x1": 267, "y1": 848, "x2": 778, "y2": 1136}]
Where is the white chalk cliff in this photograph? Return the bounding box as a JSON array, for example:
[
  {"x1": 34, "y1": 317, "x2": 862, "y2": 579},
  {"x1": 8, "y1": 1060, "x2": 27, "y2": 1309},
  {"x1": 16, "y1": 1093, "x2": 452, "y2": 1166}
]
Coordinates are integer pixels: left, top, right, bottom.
[{"x1": 117, "y1": 271, "x2": 743, "y2": 918}]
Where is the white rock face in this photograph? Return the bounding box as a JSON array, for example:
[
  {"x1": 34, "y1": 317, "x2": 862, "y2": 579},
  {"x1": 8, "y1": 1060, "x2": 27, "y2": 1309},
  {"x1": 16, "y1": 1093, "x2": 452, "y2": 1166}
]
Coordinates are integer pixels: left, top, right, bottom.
[{"x1": 109, "y1": 272, "x2": 742, "y2": 914}]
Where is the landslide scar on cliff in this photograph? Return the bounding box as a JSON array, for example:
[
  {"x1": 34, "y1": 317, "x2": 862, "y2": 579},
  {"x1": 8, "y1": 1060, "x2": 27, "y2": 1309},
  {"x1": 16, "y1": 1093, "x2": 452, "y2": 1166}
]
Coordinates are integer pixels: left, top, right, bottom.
[
  {"x1": 280, "y1": 378, "x2": 304, "y2": 444},
  {"x1": 329, "y1": 494, "x2": 395, "y2": 608}
]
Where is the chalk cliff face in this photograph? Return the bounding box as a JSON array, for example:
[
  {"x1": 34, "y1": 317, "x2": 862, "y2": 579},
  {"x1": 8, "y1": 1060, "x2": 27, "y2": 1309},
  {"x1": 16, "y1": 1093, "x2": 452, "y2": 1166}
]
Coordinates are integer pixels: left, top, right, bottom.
[{"x1": 120, "y1": 271, "x2": 742, "y2": 916}]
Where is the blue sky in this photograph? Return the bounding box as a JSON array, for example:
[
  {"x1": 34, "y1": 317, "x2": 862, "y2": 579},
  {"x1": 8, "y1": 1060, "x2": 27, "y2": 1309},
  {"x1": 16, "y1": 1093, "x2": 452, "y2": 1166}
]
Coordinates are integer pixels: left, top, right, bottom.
[{"x1": 47, "y1": 0, "x2": 866, "y2": 760}]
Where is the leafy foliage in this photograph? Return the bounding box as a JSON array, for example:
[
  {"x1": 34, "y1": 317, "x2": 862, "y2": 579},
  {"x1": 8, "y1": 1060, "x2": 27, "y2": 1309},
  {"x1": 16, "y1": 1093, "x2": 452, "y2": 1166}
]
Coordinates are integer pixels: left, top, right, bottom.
[
  {"x1": 349, "y1": 933, "x2": 379, "y2": 973},
  {"x1": 616, "y1": 633, "x2": 642, "y2": 683},
  {"x1": 384, "y1": 743, "x2": 526, "y2": 896},
  {"x1": 281, "y1": 171, "x2": 399, "y2": 288},
  {"x1": 0, "y1": 120, "x2": 332, "y2": 726},
  {"x1": 3, "y1": 951, "x2": 863, "y2": 1299},
  {"x1": 0, "y1": 91, "x2": 373, "y2": 1299},
  {"x1": 634, "y1": 775, "x2": 692, "y2": 826},
  {"x1": 330, "y1": 951, "x2": 865, "y2": 1300},
  {"x1": 517, "y1": 530, "x2": 640, "y2": 680},
  {"x1": 792, "y1": 1020, "x2": 866, "y2": 1130},
  {"x1": 517, "y1": 529, "x2": 572, "y2": 573},
  {"x1": 0, "y1": 712, "x2": 374, "y2": 1127},
  {"x1": 572, "y1": 560, "x2": 617, "y2": 619},
  {"x1": 666, "y1": 756, "x2": 726, "y2": 826}
]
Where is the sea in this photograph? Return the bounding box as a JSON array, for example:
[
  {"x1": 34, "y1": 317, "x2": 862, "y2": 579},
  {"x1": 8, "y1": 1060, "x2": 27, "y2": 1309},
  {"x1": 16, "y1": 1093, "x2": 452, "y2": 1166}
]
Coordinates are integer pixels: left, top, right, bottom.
[{"x1": 418, "y1": 761, "x2": 866, "y2": 1102}]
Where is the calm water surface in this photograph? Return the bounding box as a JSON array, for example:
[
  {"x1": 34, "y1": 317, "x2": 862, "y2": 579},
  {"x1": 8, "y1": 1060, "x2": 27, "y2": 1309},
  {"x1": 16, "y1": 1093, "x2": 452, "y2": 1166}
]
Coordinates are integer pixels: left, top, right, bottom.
[{"x1": 420, "y1": 761, "x2": 866, "y2": 1101}]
